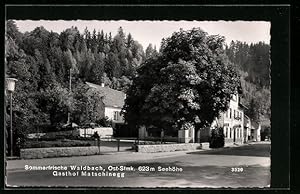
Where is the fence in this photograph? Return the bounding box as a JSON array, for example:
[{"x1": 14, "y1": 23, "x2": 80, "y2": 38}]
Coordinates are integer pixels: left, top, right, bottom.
[{"x1": 78, "y1": 127, "x2": 113, "y2": 139}]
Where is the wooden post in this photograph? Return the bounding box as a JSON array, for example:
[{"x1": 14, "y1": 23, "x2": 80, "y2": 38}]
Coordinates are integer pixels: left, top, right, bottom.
[
  {"x1": 10, "y1": 92, "x2": 13, "y2": 156},
  {"x1": 67, "y1": 69, "x2": 71, "y2": 124},
  {"x1": 98, "y1": 136, "x2": 101, "y2": 154}
]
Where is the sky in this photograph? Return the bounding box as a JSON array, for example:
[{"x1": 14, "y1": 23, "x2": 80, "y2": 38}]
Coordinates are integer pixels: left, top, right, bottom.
[{"x1": 14, "y1": 20, "x2": 270, "y2": 50}]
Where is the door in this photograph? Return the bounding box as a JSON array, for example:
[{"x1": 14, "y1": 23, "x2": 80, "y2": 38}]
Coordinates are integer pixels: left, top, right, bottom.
[{"x1": 233, "y1": 128, "x2": 236, "y2": 143}]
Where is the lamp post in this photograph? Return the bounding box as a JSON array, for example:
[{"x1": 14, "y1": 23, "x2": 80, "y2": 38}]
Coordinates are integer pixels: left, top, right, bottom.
[{"x1": 6, "y1": 78, "x2": 18, "y2": 156}]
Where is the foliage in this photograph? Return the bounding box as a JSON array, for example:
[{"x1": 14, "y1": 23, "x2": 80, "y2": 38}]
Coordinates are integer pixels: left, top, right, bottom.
[
  {"x1": 245, "y1": 99, "x2": 259, "y2": 123},
  {"x1": 209, "y1": 127, "x2": 225, "y2": 148},
  {"x1": 145, "y1": 43, "x2": 158, "y2": 59},
  {"x1": 124, "y1": 28, "x2": 240, "y2": 132},
  {"x1": 37, "y1": 83, "x2": 71, "y2": 125},
  {"x1": 72, "y1": 82, "x2": 105, "y2": 125},
  {"x1": 24, "y1": 139, "x2": 92, "y2": 148},
  {"x1": 226, "y1": 41, "x2": 271, "y2": 122},
  {"x1": 5, "y1": 20, "x2": 147, "y2": 140},
  {"x1": 97, "y1": 117, "x2": 112, "y2": 127}
]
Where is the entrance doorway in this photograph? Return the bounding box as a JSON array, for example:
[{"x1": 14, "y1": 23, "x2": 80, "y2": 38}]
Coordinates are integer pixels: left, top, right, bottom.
[{"x1": 233, "y1": 128, "x2": 236, "y2": 143}]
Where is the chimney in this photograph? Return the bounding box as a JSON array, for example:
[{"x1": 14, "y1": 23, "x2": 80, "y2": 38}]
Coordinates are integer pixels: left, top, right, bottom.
[{"x1": 101, "y1": 83, "x2": 105, "y2": 87}]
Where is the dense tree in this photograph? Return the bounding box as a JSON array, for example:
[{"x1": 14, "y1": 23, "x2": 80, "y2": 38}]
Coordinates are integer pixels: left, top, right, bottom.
[
  {"x1": 6, "y1": 20, "x2": 23, "y2": 45},
  {"x1": 72, "y1": 82, "x2": 105, "y2": 125},
  {"x1": 89, "y1": 52, "x2": 105, "y2": 84},
  {"x1": 145, "y1": 44, "x2": 158, "y2": 59},
  {"x1": 123, "y1": 28, "x2": 240, "y2": 132},
  {"x1": 226, "y1": 40, "x2": 271, "y2": 122},
  {"x1": 37, "y1": 82, "x2": 72, "y2": 126},
  {"x1": 5, "y1": 20, "x2": 149, "y2": 155}
]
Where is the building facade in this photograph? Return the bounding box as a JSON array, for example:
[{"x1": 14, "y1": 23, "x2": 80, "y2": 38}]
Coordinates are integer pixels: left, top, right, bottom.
[
  {"x1": 244, "y1": 115, "x2": 252, "y2": 143},
  {"x1": 222, "y1": 93, "x2": 245, "y2": 145},
  {"x1": 208, "y1": 93, "x2": 246, "y2": 145}
]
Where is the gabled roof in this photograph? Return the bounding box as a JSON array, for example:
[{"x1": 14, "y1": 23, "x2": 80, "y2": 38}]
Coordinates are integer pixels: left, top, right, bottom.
[
  {"x1": 86, "y1": 82, "x2": 125, "y2": 108},
  {"x1": 239, "y1": 102, "x2": 248, "y2": 110}
]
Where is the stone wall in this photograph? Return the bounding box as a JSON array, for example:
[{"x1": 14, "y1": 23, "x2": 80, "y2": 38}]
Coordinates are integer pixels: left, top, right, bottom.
[
  {"x1": 201, "y1": 142, "x2": 210, "y2": 150},
  {"x1": 225, "y1": 138, "x2": 243, "y2": 146},
  {"x1": 136, "y1": 143, "x2": 202, "y2": 153},
  {"x1": 20, "y1": 146, "x2": 100, "y2": 159}
]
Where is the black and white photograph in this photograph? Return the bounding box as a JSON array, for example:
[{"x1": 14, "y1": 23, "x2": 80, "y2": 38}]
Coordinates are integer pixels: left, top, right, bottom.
[{"x1": 4, "y1": 5, "x2": 287, "y2": 189}]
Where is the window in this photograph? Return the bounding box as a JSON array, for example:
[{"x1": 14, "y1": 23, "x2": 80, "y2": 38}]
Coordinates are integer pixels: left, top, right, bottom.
[
  {"x1": 232, "y1": 94, "x2": 237, "y2": 101},
  {"x1": 224, "y1": 127, "x2": 227, "y2": 138},
  {"x1": 234, "y1": 110, "x2": 236, "y2": 118},
  {"x1": 229, "y1": 108, "x2": 232, "y2": 118},
  {"x1": 240, "y1": 112, "x2": 243, "y2": 119},
  {"x1": 229, "y1": 128, "x2": 232, "y2": 138},
  {"x1": 113, "y1": 111, "x2": 119, "y2": 121}
]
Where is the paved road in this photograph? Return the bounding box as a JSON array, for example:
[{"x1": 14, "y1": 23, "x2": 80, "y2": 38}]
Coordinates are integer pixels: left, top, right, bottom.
[{"x1": 6, "y1": 142, "x2": 270, "y2": 188}]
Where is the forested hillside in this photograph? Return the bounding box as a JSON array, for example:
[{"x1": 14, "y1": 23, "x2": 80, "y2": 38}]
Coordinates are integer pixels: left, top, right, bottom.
[
  {"x1": 225, "y1": 41, "x2": 271, "y2": 123},
  {"x1": 5, "y1": 20, "x2": 157, "y2": 137}
]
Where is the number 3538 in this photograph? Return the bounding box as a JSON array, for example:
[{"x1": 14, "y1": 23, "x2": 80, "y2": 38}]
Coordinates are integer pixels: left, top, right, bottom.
[{"x1": 231, "y1": 167, "x2": 244, "y2": 172}]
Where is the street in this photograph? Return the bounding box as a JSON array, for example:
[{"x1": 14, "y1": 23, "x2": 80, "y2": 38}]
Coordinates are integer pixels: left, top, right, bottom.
[{"x1": 6, "y1": 142, "x2": 270, "y2": 188}]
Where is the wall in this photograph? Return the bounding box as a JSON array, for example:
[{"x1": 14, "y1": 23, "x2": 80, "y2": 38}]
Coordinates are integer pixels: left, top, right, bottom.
[
  {"x1": 104, "y1": 107, "x2": 124, "y2": 122},
  {"x1": 225, "y1": 137, "x2": 243, "y2": 146},
  {"x1": 253, "y1": 124, "x2": 261, "y2": 141},
  {"x1": 78, "y1": 127, "x2": 113, "y2": 138},
  {"x1": 139, "y1": 126, "x2": 148, "y2": 139},
  {"x1": 20, "y1": 146, "x2": 100, "y2": 159},
  {"x1": 136, "y1": 143, "x2": 201, "y2": 153},
  {"x1": 178, "y1": 129, "x2": 194, "y2": 143},
  {"x1": 219, "y1": 93, "x2": 244, "y2": 145}
]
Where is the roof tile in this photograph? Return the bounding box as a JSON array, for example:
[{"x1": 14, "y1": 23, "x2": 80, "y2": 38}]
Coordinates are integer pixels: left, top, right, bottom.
[{"x1": 86, "y1": 82, "x2": 125, "y2": 108}]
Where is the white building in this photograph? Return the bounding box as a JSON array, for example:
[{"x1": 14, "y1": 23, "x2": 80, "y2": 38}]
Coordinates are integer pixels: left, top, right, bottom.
[
  {"x1": 86, "y1": 82, "x2": 126, "y2": 125},
  {"x1": 203, "y1": 93, "x2": 246, "y2": 145}
]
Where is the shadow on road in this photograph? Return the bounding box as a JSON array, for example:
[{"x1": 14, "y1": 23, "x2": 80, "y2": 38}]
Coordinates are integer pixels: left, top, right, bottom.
[
  {"x1": 120, "y1": 161, "x2": 270, "y2": 188},
  {"x1": 187, "y1": 143, "x2": 271, "y2": 157},
  {"x1": 6, "y1": 161, "x2": 270, "y2": 188}
]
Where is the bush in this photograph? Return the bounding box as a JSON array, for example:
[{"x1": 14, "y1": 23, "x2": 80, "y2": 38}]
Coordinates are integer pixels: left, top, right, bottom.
[
  {"x1": 24, "y1": 139, "x2": 91, "y2": 148},
  {"x1": 97, "y1": 117, "x2": 112, "y2": 127},
  {"x1": 209, "y1": 127, "x2": 225, "y2": 148}
]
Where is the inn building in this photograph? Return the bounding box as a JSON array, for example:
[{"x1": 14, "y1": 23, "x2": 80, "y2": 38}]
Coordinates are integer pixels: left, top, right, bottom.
[{"x1": 86, "y1": 82, "x2": 126, "y2": 126}]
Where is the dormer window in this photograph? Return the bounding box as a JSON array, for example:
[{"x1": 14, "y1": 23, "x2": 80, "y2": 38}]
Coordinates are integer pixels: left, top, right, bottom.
[{"x1": 113, "y1": 111, "x2": 120, "y2": 121}]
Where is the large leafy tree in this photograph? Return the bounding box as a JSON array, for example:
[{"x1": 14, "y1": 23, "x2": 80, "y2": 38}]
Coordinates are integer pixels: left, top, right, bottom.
[
  {"x1": 123, "y1": 28, "x2": 240, "y2": 132},
  {"x1": 72, "y1": 82, "x2": 105, "y2": 125}
]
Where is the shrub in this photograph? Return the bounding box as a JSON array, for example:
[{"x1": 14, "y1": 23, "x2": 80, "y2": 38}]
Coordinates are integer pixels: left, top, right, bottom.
[
  {"x1": 97, "y1": 117, "x2": 112, "y2": 127},
  {"x1": 209, "y1": 127, "x2": 225, "y2": 148},
  {"x1": 24, "y1": 139, "x2": 91, "y2": 148}
]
